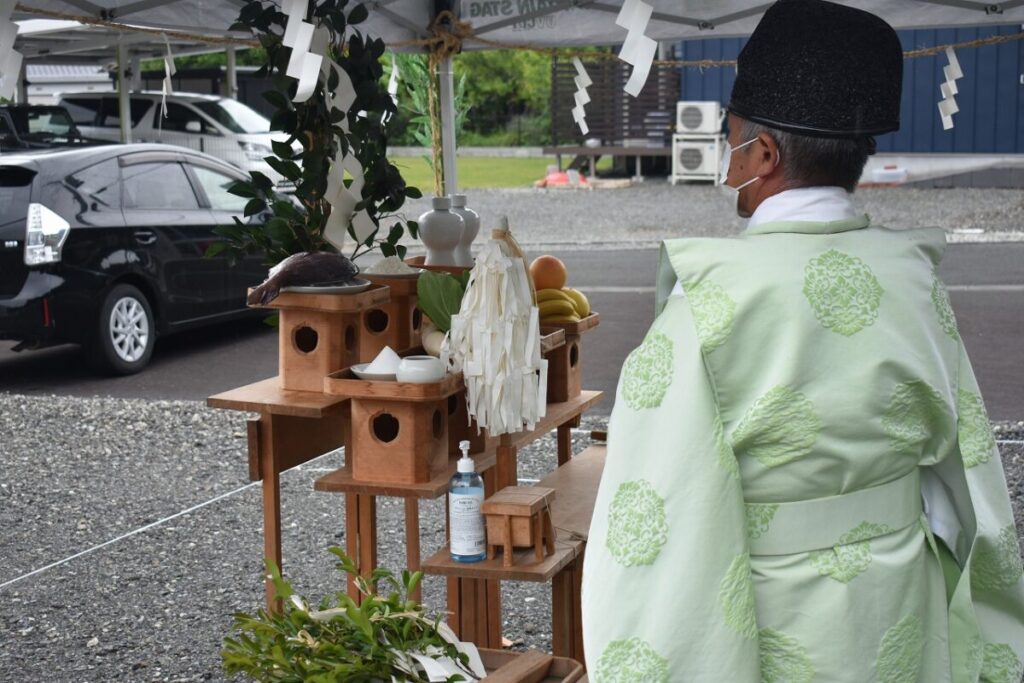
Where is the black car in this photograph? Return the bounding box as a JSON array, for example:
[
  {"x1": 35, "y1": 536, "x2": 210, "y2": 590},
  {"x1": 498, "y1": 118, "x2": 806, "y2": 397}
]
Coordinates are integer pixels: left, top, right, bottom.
[
  {"x1": 0, "y1": 104, "x2": 92, "y2": 151},
  {"x1": 0, "y1": 144, "x2": 266, "y2": 374}
]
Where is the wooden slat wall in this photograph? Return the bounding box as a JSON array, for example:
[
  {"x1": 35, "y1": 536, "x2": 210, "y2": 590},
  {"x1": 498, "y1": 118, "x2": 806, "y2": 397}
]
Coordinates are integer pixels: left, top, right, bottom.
[{"x1": 551, "y1": 57, "x2": 680, "y2": 147}]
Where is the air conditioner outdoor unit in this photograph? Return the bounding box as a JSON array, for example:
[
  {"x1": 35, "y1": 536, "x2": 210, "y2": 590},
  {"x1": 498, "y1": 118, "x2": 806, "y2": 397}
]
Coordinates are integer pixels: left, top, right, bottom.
[
  {"x1": 676, "y1": 101, "x2": 722, "y2": 134},
  {"x1": 671, "y1": 135, "x2": 722, "y2": 185}
]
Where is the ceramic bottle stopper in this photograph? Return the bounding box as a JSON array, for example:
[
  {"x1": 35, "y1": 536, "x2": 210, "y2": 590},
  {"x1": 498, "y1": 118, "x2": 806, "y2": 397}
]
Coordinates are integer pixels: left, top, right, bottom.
[
  {"x1": 450, "y1": 194, "x2": 480, "y2": 267},
  {"x1": 418, "y1": 196, "x2": 464, "y2": 267}
]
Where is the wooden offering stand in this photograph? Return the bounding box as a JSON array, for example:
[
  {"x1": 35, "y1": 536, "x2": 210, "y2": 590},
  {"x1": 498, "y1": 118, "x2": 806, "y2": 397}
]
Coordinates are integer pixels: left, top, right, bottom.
[
  {"x1": 542, "y1": 313, "x2": 600, "y2": 403},
  {"x1": 249, "y1": 285, "x2": 391, "y2": 392},
  {"x1": 483, "y1": 486, "x2": 556, "y2": 567},
  {"x1": 479, "y1": 649, "x2": 585, "y2": 682},
  {"x1": 362, "y1": 274, "x2": 423, "y2": 357},
  {"x1": 404, "y1": 254, "x2": 469, "y2": 276}
]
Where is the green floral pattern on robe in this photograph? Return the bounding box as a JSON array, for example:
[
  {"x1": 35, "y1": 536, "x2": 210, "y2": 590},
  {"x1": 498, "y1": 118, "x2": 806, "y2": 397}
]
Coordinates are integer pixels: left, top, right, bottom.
[
  {"x1": 606, "y1": 480, "x2": 668, "y2": 566},
  {"x1": 881, "y1": 380, "x2": 947, "y2": 454},
  {"x1": 876, "y1": 614, "x2": 925, "y2": 683},
  {"x1": 621, "y1": 331, "x2": 673, "y2": 410},
  {"x1": 958, "y1": 389, "x2": 995, "y2": 468},
  {"x1": 931, "y1": 274, "x2": 959, "y2": 341},
  {"x1": 731, "y1": 386, "x2": 821, "y2": 467},
  {"x1": 719, "y1": 553, "x2": 758, "y2": 639},
  {"x1": 746, "y1": 503, "x2": 779, "y2": 540},
  {"x1": 980, "y1": 643, "x2": 1024, "y2": 683},
  {"x1": 971, "y1": 524, "x2": 1024, "y2": 591},
  {"x1": 713, "y1": 413, "x2": 739, "y2": 478},
  {"x1": 594, "y1": 637, "x2": 669, "y2": 683},
  {"x1": 684, "y1": 280, "x2": 736, "y2": 352},
  {"x1": 760, "y1": 628, "x2": 814, "y2": 683},
  {"x1": 802, "y1": 249, "x2": 884, "y2": 336},
  {"x1": 810, "y1": 521, "x2": 894, "y2": 583}
]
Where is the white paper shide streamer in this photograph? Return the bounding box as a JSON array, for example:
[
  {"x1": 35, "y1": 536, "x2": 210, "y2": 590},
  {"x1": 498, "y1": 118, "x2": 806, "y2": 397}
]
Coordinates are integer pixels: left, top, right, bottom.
[
  {"x1": 0, "y1": 0, "x2": 23, "y2": 101},
  {"x1": 446, "y1": 230, "x2": 547, "y2": 437},
  {"x1": 278, "y1": 1, "x2": 373, "y2": 250},
  {"x1": 938, "y1": 47, "x2": 963, "y2": 131},
  {"x1": 615, "y1": 0, "x2": 656, "y2": 97},
  {"x1": 571, "y1": 57, "x2": 592, "y2": 135},
  {"x1": 160, "y1": 34, "x2": 176, "y2": 118}
]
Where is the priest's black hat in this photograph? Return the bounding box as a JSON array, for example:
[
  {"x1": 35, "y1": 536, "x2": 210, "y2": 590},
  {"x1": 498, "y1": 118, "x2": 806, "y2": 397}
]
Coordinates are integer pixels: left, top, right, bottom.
[{"x1": 728, "y1": 0, "x2": 903, "y2": 138}]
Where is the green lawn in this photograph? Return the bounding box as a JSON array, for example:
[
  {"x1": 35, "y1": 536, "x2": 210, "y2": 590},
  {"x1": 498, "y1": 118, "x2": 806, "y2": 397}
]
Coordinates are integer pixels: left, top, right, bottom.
[{"x1": 391, "y1": 156, "x2": 558, "y2": 190}]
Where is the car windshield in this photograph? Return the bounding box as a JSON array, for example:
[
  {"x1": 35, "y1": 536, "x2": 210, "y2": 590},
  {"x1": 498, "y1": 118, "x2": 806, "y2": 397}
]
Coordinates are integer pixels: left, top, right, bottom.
[
  {"x1": 6, "y1": 107, "x2": 77, "y2": 139},
  {"x1": 193, "y1": 99, "x2": 271, "y2": 134}
]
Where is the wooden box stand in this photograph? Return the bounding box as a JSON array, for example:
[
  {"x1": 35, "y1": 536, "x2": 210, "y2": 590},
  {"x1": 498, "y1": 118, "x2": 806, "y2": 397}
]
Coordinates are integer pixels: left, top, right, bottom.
[
  {"x1": 483, "y1": 486, "x2": 557, "y2": 567},
  {"x1": 324, "y1": 370, "x2": 465, "y2": 485},
  {"x1": 363, "y1": 274, "x2": 423, "y2": 356},
  {"x1": 249, "y1": 286, "x2": 391, "y2": 393},
  {"x1": 447, "y1": 389, "x2": 490, "y2": 456},
  {"x1": 542, "y1": 313, "x2": 600, "y2": 403}
]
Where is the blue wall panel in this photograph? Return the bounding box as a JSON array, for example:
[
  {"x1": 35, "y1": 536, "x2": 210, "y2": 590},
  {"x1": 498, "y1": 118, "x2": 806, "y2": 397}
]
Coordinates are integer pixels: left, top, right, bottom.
[{"x1": 677, "y1": 26, "x2": 1023, "y2": 153}]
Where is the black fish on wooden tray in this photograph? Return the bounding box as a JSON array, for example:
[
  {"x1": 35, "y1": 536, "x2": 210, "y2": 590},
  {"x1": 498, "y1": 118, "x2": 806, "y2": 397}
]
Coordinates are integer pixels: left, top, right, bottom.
[{"x1": 247, "y1": 251, "x2": 359, "y2": 305}]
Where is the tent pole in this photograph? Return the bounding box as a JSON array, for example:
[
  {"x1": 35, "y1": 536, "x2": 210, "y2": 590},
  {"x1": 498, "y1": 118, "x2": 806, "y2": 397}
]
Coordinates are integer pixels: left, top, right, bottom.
[
  {"x1": 226, "y1": 47, "x2": 239, "y2": 100},
  {"x1": 438, "y1": 56, "x2": 458, "y2": 196},
  {"x1": 117, "y1": 43, "x2": 132, "y2": 144},
  {"x1": 16, "y1": 59, "x2": 27, "y2": 103}
]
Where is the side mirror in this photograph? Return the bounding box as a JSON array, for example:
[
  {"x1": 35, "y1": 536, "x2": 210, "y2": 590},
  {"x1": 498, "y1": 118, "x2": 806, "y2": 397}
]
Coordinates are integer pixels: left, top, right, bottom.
[{"x1": 185, "y1": 120, "x2": 202, "y2": 133}]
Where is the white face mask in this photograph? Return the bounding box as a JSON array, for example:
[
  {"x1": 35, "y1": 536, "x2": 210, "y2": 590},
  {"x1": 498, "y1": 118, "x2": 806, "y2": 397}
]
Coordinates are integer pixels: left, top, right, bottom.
[{"x1": 718, "y1": 137, "x2": 779, "y2": 217}]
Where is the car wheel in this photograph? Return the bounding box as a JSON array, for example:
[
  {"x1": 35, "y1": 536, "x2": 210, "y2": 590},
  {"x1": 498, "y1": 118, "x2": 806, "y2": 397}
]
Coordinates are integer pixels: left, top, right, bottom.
[{"x1": 89, "y1": 283, "x2": 156, "y2": 375}]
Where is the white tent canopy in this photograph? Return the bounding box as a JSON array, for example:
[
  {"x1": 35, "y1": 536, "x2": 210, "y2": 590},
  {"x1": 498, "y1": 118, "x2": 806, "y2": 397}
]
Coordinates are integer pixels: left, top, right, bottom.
[{"x1": 11, "y1": 1, "x2": 1024, "y2": 49}]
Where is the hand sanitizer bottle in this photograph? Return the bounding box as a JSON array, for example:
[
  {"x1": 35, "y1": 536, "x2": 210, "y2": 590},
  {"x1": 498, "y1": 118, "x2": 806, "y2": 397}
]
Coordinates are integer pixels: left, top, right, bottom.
[{"x1": 449, "y1": 440, "x2": 486, "y2": 562}]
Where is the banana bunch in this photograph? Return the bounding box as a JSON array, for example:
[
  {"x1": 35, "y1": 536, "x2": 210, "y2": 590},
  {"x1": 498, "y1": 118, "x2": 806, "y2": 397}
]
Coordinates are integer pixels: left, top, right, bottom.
[{"x1": 537, "y1": 287, "x2": 591, "y2": 324}]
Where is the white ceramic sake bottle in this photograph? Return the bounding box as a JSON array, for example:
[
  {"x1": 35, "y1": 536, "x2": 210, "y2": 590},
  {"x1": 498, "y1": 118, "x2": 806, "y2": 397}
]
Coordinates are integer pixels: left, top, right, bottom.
[
  {"x1": 418, "y1": 196, "x2": 464, "y2": 267},
  {"x1": 449, "y1": 194, "x2": 480, "y2": 267}
]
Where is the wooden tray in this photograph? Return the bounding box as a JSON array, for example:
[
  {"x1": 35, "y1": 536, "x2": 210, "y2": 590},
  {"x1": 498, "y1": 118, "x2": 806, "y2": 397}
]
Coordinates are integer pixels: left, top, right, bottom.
[
  {"x1": 540, "y1": 328, "x2": 565, "y2": 355},
  {"x1": 363, "y1": 273, "x2": 421, "y2": 297},
  {"x1": 323, "y1": 368, "x2": 464, "y2": 401},
  {"x1": 540, "y1": 312, "x2": 600, "y2": 336},
  {"x1": 247, "y1": 284, "x2": 391, "y2": 312},
  {"x1": 479, "y1": 648, "x2": 585, "y2": 682},
  {"x1": 405, "y1": 254, "x2": 470, "y2": 275}
]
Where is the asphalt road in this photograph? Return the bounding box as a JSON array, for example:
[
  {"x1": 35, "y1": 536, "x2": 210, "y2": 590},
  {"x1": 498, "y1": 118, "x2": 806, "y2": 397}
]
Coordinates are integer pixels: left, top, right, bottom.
[{"x1": 0, "y1": 242, "x2": 1021, "y2": 419}]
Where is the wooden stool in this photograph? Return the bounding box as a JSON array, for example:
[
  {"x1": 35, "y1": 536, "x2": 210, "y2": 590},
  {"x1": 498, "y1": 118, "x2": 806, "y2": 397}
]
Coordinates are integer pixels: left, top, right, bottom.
[{"x1": 483, "y1": 486, "x2": 557, "y2": 567}]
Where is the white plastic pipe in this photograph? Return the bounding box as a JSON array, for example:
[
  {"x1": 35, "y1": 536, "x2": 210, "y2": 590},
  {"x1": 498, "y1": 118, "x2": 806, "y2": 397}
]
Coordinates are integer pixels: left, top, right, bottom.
[{"x1": 117, "y1": 43, "x2": 132, "y2": 143}]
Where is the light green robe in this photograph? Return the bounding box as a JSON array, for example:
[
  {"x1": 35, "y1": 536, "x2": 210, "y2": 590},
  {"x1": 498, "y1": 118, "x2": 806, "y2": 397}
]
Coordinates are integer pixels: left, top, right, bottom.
[{"x1": 581, "y1": 216, "x2": 1024, "y2": 682}]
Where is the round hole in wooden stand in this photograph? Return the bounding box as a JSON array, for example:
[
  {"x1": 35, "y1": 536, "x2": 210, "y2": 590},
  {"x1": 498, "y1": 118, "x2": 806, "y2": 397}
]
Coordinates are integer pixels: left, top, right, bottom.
[
  {"x1": 570, "y1": 342, "x2": 580, "y2": 368},
  {"x1": 372, "y1": 412, "x2": 400, "y2": 443},
  {"x1": 293, "y1": 326, "x2": 319, "y2": 354},
  {"x1": 365, "y1": 309, "x2": 390, "y2": 335},
  {"x1": 432, "y1": 408, "x2": 444, "y2": 439},
  {"x1": 344, "y1": 324, "x2": 356, "y2": 350},
  {"x1": 412, "y1": 308, "x2": 422, "y2": 331},
  {"x1": 448, "y1": 394, "x2": 459, "y2": 416}
]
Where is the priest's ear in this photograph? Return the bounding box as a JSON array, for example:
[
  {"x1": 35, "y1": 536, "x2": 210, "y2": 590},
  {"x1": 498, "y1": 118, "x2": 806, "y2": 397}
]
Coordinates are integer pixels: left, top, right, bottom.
[{"x1": 751, "y1": 131, "x2": 783, "y2": 179}]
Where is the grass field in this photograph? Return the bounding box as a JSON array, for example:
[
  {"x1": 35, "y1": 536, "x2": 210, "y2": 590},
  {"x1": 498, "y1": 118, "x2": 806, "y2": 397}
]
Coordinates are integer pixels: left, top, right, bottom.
[{"x1": 392, "y1": 156, "x2": 556, "y2": 189}]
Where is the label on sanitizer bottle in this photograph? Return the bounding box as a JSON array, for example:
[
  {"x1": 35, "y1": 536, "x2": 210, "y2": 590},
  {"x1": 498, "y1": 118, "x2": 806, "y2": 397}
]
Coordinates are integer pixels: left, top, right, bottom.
[{"x1": 449, "y1": 491, "x2": 486, "y2": 556}]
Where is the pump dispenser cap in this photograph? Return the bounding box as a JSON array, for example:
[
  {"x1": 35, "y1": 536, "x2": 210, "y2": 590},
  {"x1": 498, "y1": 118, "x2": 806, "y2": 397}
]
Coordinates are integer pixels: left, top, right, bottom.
[{"x1": 457, "y1": 440, "x2": 473, "y2": 473}]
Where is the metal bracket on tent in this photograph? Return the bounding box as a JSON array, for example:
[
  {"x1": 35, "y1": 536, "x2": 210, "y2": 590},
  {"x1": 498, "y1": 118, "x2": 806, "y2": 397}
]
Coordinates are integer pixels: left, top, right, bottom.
[{"x1": 915, "y1": 0, "x2": 1024, "y2": 13}]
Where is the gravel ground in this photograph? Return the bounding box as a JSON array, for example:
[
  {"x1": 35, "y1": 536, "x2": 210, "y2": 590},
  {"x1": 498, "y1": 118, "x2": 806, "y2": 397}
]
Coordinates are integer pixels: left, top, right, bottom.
[
  {"x1": 2, "y1": 393, "x2": 1023, "y2": 681},
  {"x1": 399, "y1": 182, "x2": 1024, "y2": 249}
]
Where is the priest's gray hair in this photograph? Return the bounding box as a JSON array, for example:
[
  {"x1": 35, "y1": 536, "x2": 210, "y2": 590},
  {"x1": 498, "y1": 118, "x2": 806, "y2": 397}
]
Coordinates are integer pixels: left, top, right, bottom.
[{"x1": 738, "y1": 118, "x2": 873, "y2": 192}]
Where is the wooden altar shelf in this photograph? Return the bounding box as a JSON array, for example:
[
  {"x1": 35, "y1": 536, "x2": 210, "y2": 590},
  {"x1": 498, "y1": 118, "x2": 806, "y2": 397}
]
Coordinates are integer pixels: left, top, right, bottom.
[
  {"x1": 248, "y1": 285, "x2": 391, "y2": 313},
  {"x1": 423, "y1": 538, "x2": 581, "y2": 583},
  {"x1": 312, "y1": 392, "x2": 603, "y2": 499},
  {"x1": 541, "y1": 313, "x2": 600, "y2": 403},
  {"x1": 323, "y1": 368, "x2": 465, "y2": 400},
  {"x1": 207, "y1": 376, "x2": 348, "y2": 418}
]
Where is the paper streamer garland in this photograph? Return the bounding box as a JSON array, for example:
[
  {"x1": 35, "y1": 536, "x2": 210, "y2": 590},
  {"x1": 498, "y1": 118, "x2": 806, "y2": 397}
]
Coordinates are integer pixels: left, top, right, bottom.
[
  {"x1": 938, "y1": 47, "x2": 963, "y2": 131},
  {"x1": 277, "y1": 3, "x2": 373, "y2": 250},
  {"x1": 160, "y1": 34, "x2": 176, "y2": 118},
  {"x1": 615, "y1": 0, "x2": 657, "y2": 97},
  {"x1": 571, "y1": 57, "x2": 592, "y2": 135},
  {"x1": 0, "y1": 0, "x2": 23, "y2": 101}
]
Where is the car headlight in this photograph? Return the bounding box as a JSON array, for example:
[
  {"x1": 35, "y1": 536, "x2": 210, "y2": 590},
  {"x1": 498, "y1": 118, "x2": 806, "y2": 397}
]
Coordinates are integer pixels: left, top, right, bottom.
[
  {"x1": 239, "y1": 141, "x2": 273, "y2": 161},
  {"x1": 24, "y1": 203, "x2": 70, "y2": 266}
]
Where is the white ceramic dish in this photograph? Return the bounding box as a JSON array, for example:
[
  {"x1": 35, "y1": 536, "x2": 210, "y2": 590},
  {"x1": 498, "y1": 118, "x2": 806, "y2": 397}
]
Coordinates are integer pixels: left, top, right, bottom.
[
  {"x1": 351, "y1": 363, "x2": 397, "y2": 381},
  {"x1": 396, "y1": 355, "x2": 445, "y2": 383},
  {"x1": 282, "y1": 278, "x2": 371, "y2": 294},
  {"x1": 364, "y1": 268, "x2": 424, "y2": 280}
]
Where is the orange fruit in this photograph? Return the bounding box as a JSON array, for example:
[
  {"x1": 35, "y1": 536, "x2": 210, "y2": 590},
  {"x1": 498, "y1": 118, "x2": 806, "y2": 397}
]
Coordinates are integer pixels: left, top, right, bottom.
[{"x1": 529, "y1": 255, "x2": 568, "y2": 291}]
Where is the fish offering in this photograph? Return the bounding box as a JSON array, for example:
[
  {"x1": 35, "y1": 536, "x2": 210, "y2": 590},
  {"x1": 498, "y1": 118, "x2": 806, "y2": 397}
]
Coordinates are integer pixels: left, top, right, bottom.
[{"x1": 247, "y1": 252, "x2": 359, "y2": 305}]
